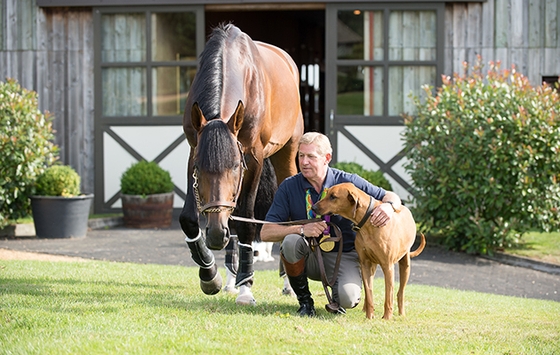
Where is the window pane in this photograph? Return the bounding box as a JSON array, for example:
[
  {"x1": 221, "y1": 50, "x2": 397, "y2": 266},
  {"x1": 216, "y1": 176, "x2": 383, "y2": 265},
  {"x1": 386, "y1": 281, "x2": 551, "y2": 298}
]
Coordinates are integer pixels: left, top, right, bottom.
[
  {"x1": 338, "y1": 10, "x2": 383, "y2": 60},
  {"x1": 102, "y1": 13, "x2": 146, "y2": 62},
  {"x1": 152, "y1": 66, "x2": 197, "y2": 116},
  {"x1": 102, "y1": 68, "x2": 147, "y2": 116},
  {"x1": 389, "y1": 11, "x2": 436, "y2": 61},
  {"x1": 388, "y1": 66, "x2": 435, "y2": 116},
  {"x1": 151, "y1": 12, "x2": 197, "y2": 61},
  {"x1": 337, "y1": 66, "x2": 383, "y2": 115}
]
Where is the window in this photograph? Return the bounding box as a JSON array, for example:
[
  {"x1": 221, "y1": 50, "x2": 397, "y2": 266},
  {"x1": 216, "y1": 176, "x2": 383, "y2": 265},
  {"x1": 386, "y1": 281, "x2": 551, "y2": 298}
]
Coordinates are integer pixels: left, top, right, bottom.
[
  {"x1": 98, "y1": 9, "x2": 198, "y2": 118},
  {"x1": 333, "y1": 5, "x2": 442, "y2": 121}
]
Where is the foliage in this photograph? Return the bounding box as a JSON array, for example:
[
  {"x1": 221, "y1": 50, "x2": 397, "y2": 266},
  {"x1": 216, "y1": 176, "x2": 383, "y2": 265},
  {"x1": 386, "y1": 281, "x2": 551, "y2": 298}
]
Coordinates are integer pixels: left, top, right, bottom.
[
  {"x1": 120, "y1": 160, "x2": 174, "y2": 196},
  {"x1": 0, "y1": 79, "x2": 58, "y2": 229},
  {"x1": 1, "y1": 262, "x2": 559, "y2": 355},
  {"x1": 35, "y1": 165, "x2": 81, "y2": 197},
  {"x1": 402, "y1": 57, "x2": 560, "y2": 254},
  {"x1": 333, "y1": 161, "x2": 393, "y2": 191}
]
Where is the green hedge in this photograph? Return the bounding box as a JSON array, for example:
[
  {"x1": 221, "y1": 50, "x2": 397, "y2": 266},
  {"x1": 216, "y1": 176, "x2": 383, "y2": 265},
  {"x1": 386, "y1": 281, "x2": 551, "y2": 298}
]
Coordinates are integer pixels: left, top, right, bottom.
[
  {"x1": 120, "y1": 161, "x2": 174, "y2": 196},
  {"x1": 0, "y1": 79, "x2": 58, "y2": 228},
  {"x1": 35, "y1": 165, "x2": 81, "y2": 197},
  {"x1": 332, "y1": 161, "x2": 392, "y2": 191},
  {"x1": 403, "y1": 59, "x2": 560, "y2": 254}
]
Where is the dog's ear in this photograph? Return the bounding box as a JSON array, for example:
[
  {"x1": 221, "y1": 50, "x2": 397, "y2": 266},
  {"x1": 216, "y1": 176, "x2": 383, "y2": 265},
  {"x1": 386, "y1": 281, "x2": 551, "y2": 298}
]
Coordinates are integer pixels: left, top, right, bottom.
[{"x1": 347, "y1": 191, "x2": 358, "y2": 219}]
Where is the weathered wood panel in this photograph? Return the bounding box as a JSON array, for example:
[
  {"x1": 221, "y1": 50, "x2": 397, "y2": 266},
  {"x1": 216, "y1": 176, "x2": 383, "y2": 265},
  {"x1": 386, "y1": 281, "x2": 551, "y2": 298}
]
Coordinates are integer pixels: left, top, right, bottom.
[
  {"x1": 446, "y1": 0, "x2": 560, "y2": 85},
  {"x1": 1, "y1": 0, "x2": 95, "y2": 195}
]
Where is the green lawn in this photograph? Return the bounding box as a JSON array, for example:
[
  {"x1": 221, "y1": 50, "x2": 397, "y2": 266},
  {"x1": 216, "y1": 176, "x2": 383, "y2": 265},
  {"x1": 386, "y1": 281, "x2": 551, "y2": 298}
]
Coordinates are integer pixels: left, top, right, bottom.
[
  {"x1": 1, "y1": 260, "x2": 558, "y2": 355},
  {"x1": 505, "y1": 231, "x2": 560, "y2": 265}
]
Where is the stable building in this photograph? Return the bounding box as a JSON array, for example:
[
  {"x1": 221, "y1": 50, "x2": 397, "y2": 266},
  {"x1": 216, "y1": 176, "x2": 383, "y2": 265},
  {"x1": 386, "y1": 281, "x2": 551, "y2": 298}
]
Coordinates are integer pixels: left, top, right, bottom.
[{"x1": 1, "y1": 0, "x2": 559, "y2": 212}]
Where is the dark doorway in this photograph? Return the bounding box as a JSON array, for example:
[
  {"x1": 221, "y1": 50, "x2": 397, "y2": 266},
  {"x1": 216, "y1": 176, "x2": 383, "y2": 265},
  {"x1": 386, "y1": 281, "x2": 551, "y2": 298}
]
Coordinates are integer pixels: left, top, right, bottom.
[{"x1": 205, "y1": 9, "x2": 326, "y2": 133}]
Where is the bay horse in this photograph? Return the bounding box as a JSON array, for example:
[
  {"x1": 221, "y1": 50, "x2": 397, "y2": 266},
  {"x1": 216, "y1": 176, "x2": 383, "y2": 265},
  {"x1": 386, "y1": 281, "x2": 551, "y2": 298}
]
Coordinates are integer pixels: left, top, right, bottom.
[{"x1": 180, "y1": 23, "x2": 304, "y2": 305}]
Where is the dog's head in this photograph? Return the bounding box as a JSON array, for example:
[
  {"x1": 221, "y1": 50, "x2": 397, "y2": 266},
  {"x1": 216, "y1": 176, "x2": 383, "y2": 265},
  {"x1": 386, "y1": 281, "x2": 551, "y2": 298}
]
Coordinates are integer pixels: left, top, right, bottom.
[{"x1": 312, "y1": 182, "x2": 363, "y2": 222}]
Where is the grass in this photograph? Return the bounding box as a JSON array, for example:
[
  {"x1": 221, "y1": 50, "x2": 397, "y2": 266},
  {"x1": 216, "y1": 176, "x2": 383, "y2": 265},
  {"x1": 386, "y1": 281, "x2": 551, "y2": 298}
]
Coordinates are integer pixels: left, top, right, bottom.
[
  {"x1": 1, "y1": 260, "x2": 559, "y2": 355},
  {"x1": 504, "y1": 231, "x2": 560, "y2": 265}
]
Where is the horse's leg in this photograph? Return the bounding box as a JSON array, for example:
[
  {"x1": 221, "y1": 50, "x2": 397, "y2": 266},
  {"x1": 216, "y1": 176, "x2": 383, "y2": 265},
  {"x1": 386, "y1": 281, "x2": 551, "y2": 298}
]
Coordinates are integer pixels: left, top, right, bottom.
[
  {"x1": 223, "y1": 235, "x2": 239, "y2": 294},
  {"x1": 179, "y1": 154, "x2": 222, "y2": 295},
  {"x1": 231, "y1": 154, "x2": 264, "y2": 306}
]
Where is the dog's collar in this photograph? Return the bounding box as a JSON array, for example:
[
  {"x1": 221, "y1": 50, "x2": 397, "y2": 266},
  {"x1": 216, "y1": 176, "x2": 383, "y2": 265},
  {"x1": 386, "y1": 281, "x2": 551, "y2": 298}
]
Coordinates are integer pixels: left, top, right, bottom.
[{"x1": 352, "y1": 196, "x2": 375, "y2": 232}]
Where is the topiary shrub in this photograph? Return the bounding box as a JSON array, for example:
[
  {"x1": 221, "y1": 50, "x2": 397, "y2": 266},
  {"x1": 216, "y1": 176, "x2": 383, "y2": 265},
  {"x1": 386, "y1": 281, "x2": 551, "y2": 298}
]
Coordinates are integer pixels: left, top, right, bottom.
[
  {"x1": 332, "y1": 161, "x2": 393, "y2": 191},
  {"x1": 35, "y1": 165, "x2": 81, "y2": 197},
  {"x1": 0, "y1": 79, "x2": 58, "y2": 229},
  {"x1": 120, "y1": 161, "x2": 174, "y2": 196},
  {"x1": 402, "y1": 58, "x2": 560, "y2": 255}
]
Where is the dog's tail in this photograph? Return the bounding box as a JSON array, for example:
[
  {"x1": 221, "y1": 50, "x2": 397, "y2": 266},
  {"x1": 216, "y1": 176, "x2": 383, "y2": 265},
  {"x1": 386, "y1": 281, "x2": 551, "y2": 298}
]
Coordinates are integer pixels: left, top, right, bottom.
[{"x1": 409, "y1": 233, "x2": 426, "y2": 258}]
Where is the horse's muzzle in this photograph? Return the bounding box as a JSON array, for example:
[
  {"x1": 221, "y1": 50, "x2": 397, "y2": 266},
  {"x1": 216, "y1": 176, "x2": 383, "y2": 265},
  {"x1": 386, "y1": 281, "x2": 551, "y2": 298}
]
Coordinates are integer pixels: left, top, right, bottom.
[{"x1": 205, "y1": 225, "x2": 230, "y2": 250}]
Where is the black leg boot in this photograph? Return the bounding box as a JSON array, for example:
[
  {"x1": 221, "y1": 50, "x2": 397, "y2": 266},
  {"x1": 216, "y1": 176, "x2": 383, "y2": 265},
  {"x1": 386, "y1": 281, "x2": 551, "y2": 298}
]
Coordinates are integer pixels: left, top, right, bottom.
[{"x1": 281, "y1": 254, "x2": 316, "y2": 317}]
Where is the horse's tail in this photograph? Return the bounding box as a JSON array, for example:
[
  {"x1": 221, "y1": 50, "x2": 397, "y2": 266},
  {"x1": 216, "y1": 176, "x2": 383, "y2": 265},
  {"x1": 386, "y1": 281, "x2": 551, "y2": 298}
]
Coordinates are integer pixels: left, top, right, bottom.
[{"x1": 253, "y1": 158, "x2": 277, "y2": 242}]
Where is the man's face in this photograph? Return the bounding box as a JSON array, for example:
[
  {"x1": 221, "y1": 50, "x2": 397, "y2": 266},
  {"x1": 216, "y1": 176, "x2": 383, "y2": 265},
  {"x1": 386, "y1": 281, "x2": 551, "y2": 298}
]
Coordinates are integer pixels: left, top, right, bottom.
[{"x1": 298, "y1": 143, "x2": 330, "y2": 181}]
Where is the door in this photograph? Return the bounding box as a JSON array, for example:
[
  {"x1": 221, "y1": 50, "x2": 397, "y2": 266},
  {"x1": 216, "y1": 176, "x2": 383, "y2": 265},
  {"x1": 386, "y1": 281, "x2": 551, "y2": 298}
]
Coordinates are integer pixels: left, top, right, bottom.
[{"x1": 325, "y1": 3, "x2": 444, "y2": 201}]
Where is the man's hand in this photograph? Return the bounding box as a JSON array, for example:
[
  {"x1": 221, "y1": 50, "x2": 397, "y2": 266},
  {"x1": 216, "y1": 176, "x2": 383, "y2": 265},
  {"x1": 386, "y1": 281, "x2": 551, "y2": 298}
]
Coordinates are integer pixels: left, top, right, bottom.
[
  {"x1": 369, "y1": 203, "x2": 394, "y2": 228},
  {"x1": 301, "y1": 220, "x2": 328, "y2": 237}
]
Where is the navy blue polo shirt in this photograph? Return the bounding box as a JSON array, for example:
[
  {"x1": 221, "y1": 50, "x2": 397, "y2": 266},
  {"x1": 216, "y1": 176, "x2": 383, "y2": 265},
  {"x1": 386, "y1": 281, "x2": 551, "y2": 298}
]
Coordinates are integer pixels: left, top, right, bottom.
[{"x1": 265, "y1": 167, "x2": 386, "y2": 252}]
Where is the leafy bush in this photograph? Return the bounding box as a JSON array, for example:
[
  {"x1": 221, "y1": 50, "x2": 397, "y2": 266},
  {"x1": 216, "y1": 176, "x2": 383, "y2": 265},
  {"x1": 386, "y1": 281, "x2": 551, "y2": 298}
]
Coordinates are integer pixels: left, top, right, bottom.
[
  {"x1": 332, "y1": 161, "x2": 393, "y2": 191},
  {"x1": 35, "y1": 165, "x2": 81, "y2": 197},
  {"x1": 0, "y1": 79, "x2": 58, "y2": 228},
  {"x1": 402, "y1": 58, "x2": 560, "y2": 254},
  {"x1": 120, "y1": 161, "x2": 174, "y2": 196}
]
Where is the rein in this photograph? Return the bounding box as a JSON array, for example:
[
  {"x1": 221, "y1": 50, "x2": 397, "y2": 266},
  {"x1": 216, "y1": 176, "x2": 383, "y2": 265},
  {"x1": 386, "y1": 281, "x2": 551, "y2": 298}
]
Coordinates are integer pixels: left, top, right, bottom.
[{"x1": 230, "y1": 215, "x2": 344, "y2": 313}]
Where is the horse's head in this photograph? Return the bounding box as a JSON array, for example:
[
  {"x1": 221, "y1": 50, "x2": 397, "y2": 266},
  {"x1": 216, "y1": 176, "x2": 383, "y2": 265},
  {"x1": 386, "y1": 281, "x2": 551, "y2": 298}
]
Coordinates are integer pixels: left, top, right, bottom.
[{"x1": 191, "y1": 101, "x2": 245, "y2": 250}]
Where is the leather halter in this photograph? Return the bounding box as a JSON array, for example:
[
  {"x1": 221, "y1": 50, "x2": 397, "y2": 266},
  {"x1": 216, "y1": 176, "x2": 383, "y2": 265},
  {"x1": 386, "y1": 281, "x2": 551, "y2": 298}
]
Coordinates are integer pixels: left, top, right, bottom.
[
  {"x1": 193, "y1": 141, "x2": 247, "y2": 214},
  {"x1": 352, "y1": 196, "x2": 375, "y2": 232}
]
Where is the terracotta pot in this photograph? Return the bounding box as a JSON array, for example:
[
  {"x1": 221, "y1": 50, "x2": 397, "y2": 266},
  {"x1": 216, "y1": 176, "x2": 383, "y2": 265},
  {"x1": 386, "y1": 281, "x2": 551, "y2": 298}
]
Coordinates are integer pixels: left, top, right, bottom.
[
  {"x1": 31, "y1": 194, "x2": 94, "y2": 238},
  {"x1": 121, "y1": 192, "x2": 173, "y2": 228}
]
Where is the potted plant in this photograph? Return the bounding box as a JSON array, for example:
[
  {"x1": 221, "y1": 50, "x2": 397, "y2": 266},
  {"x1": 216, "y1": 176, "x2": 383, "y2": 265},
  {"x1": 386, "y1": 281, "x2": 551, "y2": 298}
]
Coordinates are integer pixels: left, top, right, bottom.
[
  {"x1": 30, "y1": 165, "x2": 93, "y2": 238},
  {"x1": 120, "y1": 160, "x2": 175, "y2": 228}
]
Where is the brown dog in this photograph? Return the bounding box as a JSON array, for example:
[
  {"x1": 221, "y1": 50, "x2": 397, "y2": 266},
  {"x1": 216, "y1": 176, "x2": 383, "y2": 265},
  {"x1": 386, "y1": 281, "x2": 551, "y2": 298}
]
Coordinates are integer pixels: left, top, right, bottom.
[{"x1": 312, "y1": 182, "x2": 425, "y2": 320}]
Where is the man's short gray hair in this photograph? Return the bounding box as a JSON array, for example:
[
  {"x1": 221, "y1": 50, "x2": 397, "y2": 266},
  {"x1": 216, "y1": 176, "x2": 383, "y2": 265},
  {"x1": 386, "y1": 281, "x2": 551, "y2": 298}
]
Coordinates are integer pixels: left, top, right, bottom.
[{"x1": 299, "y1": 132, "x2": 332, "y2": 157}]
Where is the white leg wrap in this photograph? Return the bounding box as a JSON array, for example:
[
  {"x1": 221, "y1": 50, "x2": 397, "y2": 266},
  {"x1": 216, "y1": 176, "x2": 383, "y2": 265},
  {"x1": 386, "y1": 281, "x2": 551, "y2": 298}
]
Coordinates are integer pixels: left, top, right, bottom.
[{"x1": 223, "y1": 267, "x2": 239, "y2": 294}]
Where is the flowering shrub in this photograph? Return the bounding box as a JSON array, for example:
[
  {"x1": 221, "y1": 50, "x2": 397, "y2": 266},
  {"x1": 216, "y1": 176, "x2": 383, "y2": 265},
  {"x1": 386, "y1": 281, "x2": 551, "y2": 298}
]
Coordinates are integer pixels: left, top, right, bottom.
[
  {"x1": 0, "y1": 79, "x2": 58, "y2": 228},
  {"x1": 403, "y1": 58, "x2": 560, "y2": 254}
]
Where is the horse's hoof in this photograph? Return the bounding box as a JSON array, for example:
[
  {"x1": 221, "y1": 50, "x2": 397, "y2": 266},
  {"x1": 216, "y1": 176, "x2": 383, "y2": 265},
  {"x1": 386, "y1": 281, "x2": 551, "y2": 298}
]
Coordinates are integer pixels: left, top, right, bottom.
[
  {"x1": 236, "y1": 294, "x2": 256, "y2": 306},
  {"x1": 282, "y1": 287, "x2": 296, "y2": 297},
  {"x1": 200, "y1": 272, "x2": 222, "y2": 295},
  {"x1": 235, "y1": 285, "x2": 256, "y2": 306}
]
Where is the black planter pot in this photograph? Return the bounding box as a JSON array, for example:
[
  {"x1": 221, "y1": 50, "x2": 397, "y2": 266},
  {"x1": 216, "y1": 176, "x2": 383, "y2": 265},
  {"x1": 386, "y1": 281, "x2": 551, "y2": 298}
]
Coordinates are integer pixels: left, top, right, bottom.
[{"x1": 30, "y1": 194, "x2": 94, "y2": 238}]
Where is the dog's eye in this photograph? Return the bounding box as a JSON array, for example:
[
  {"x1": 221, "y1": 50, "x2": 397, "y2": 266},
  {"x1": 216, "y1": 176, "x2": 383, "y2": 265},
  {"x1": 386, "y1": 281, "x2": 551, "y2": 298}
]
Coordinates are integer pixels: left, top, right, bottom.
[{"x1": 329, "y1": 194, "x2": 336, "y2": 200}]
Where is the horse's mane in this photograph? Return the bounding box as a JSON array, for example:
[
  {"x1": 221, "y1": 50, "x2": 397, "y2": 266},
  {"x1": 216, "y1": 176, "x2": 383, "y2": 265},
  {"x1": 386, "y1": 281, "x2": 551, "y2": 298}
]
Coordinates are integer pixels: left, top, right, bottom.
[
  {"x1": 193, "y1": 23, "x2": 241, "y2": 121},
  {"x1": 196, "y1": 120, "x2": 238, "y2": 173}
]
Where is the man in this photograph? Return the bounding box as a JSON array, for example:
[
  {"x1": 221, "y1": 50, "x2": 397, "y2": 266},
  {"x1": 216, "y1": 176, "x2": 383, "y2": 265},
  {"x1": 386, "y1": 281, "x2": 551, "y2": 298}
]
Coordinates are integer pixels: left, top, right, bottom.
[{"x1": 261, "y1": 132, "x2": 402, "y2": 316}]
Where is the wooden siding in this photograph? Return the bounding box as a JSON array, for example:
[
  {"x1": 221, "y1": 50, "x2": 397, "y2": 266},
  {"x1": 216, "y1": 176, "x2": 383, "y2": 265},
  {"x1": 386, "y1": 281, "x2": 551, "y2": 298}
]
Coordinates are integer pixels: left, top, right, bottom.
[
  {"x1": 1, "y1": 1, "x2": 95, "y2": 195},
  {"x1": 445, "y1": 0, "x2": 560, "y2": 83}
]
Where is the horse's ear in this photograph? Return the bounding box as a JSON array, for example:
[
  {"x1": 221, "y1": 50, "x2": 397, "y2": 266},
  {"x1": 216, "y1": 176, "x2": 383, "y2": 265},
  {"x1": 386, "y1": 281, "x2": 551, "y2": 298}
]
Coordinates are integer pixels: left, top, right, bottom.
[
  {"x1": 191, "y1": 102, "x2": 207, "y2": 131},
  {"x1": 227, "y1": 100, "x2": 244, "y2": 134}
]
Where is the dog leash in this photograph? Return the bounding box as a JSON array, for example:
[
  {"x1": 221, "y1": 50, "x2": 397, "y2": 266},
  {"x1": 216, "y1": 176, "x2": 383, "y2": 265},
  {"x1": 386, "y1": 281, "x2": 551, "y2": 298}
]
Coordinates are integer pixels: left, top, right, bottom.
[{"x1": 230, "y1": 215, "x2": 344, "y2": 313}]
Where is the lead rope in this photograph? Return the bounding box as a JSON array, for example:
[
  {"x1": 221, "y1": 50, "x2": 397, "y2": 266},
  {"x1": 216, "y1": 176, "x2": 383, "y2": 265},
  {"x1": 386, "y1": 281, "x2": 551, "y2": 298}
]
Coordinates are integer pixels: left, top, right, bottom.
[{"x1": 230, "y1": 215, "x2": 343, "y2": 313}]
